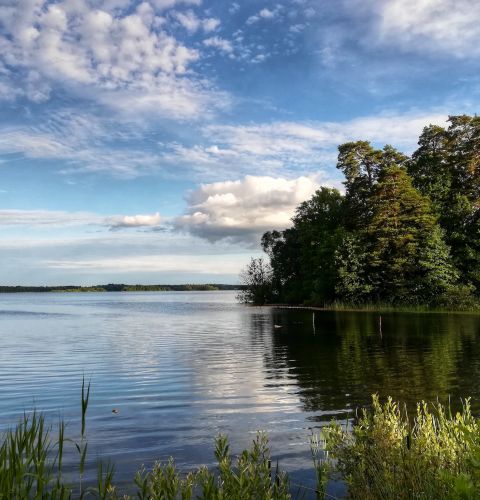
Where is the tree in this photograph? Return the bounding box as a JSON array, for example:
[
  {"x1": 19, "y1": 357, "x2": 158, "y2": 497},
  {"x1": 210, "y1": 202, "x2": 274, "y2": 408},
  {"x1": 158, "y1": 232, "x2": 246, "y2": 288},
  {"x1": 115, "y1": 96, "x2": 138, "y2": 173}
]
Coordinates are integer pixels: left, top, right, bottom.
[
  {"x1": 251, "y1": 117, "x2": 479, "y2": 308},
  {"x1": 337, "y1": 142, "x2": 408, "y2": 228},
  {"x1": 335, "y1": 233, "x2": 372, "y2": 303},
  {"x1": 237, "y1": 257, "x2": 273, "y2": 305},
  {"x1": 410, "y1": 115, "x2": 480, "y2": 292},
  {"x1": 262, "y1": 188, "x2": 346, "y2": 304},
  {"x1": 365, "y1": 166, "x2": 459, "y2": 303}
]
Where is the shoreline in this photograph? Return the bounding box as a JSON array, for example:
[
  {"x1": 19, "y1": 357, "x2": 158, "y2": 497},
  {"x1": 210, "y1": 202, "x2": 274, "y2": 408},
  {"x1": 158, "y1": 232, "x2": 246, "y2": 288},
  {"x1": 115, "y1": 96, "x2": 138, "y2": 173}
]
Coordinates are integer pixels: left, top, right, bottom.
[{"x1": 258, "y1": 303, "x2": 480, "y2": 315}]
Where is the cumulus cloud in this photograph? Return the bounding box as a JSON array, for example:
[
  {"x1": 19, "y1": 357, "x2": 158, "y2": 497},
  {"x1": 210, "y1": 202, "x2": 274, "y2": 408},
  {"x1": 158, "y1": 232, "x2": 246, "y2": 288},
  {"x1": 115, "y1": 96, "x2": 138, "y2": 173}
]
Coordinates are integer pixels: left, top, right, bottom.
[
  {"x1": 175, "y1": 173, "x2": 333, "y2": 243},
  {"x1": 356, "y1": 0, "x2": 480, "y2": 57},
  {"x1": 108, "y1": 212, "x2": 164, "y2": 230},
  {"x1": 0, "y1": 0, "x2": 228, "y2": 119}
]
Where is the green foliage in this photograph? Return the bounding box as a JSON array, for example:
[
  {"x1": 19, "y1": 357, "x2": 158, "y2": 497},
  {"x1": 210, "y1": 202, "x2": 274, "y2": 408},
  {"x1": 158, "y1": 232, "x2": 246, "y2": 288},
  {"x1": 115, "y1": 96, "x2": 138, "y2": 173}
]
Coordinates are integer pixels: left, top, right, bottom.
[
  {"x1": 238, "y1": 257, "x2": 273, "y2": 304},
  {"x1": 250, "y1": 114, "x2": 480, "y2": 308},
  {"x1": 409, "y1": 116, "x2": 480, "y2": 292},
  {"x1": 322, "y1": 395, "x2": 480, "y2": 499},
  {"x1": 0, "y1": 383, "x2": 291, "y2": 499},
  {"x1": 365, "y1": 166, "x2": 459, "y2": 304},
  {"x1": 260, "y1": 187, "x2": 346, "y2": 304},
  {"x1": 334, "y1": 232, "x2": 372, "y2": 302},
  {"x1": 310, "y1": 433, "x2": 330, "y2": 498},
  {"x1": 6, "y1": 384, "x2": 480, "y2": 499}
]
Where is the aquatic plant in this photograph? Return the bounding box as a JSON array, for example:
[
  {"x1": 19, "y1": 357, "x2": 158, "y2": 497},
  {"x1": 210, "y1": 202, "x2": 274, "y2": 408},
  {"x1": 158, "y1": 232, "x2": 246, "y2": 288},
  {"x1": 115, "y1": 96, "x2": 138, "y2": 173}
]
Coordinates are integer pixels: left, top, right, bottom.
[
  {"x1": 4, "y1": 385, "x2": 480, "y2": 498},
  {"x1": 0, "y1": 381, "x2": 289, "y2": 499}
]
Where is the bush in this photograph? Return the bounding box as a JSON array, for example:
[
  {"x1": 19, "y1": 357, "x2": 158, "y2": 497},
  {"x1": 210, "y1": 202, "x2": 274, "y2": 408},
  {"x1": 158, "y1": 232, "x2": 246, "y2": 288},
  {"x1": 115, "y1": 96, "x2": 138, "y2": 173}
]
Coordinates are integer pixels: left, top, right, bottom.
[{"x1": 321, "y1": 395, "x2": 480, "y2": 499}]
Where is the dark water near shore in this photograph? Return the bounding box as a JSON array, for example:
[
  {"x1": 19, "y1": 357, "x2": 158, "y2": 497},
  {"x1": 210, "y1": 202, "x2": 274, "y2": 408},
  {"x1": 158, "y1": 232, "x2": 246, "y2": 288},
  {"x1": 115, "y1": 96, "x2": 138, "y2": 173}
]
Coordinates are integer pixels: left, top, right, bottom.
[{"x1": 1, "y1": 291, "x2": 480, "y2": 496}]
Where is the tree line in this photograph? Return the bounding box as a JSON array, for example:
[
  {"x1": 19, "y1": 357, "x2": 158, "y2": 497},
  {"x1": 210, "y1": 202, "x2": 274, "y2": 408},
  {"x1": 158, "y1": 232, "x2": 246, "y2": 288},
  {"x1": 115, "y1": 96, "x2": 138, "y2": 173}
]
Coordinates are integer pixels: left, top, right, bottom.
[
  {"x1": 240, "y1": 115, "x2": 480, "y2": 308},
  {"x1": 0, "y1": 284, "x2": 242, "y2": 293}
]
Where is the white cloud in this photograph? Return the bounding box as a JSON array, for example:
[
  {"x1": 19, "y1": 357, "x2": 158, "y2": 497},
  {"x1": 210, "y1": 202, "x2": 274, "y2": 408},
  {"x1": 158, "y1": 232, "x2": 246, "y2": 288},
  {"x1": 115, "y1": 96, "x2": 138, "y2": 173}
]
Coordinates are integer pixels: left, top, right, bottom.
[
  {"x1": 108, "y1": 212, "x2": 164, "y2": 230},
  {"x1": 203, "y1": 36, "x2": 234, "y2": 54},
  {"x1": 0, "y1": 229, "x2": 254, "y2": 284},
  {"x1": 259, "y1": 8, "x2": 276, "y2": 19},
  {"x1": 358, "y1": 0, "x2": 480, "y2": 57},
  {"x1": 247, "y1": 6, "x2": 281, "y2": 24},
  {"x1": 152, "y1": 0, "x2": 202, "y2": 10},
  {"x1": 0, "y1": 210, "x2": 104, "y2": 228},
  {"x1": 0, "y1": 0, "x2": 228, "y2": 119},
  {"x1": 0, "y1": 109, "x2": 449, "y2": 181},
  {"x1": 229, "y1": 2, "x2": 240, "y2": 14},
  {"x1": 162, "y1": 111, "x2": 448, "y2": 180},
  {"x1": 42, "y1": 254, "x2": 243, "y2": 274},
  {"x1": 176, "y1": 173, "x2": 332, "y2": 242},
  {"x1": 173, "y1": 10, "x2": 220, "y2": 33},
  {"x1": 0, "y1": 209, "x2": 167, "y2": 231},
  {"x1": 0, "y1": 121, "x2": 161, "y2": 178}
]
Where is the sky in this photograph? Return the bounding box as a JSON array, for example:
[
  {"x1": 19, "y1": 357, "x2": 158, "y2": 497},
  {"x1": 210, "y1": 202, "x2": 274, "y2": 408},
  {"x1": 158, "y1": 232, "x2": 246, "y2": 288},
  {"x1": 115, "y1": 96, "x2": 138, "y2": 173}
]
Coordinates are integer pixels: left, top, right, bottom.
[{"x1": 0, "y1": 0, "x2": 479, "y2": 285}]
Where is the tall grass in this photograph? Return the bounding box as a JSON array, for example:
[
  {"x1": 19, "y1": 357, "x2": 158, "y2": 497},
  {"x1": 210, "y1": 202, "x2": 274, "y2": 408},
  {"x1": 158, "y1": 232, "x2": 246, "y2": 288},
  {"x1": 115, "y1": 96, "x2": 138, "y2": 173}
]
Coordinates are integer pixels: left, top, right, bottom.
[
  {"x1": 0, "y1": 382, "x2": 289, "y2": 499},
  {"x1": 2, "y1": 386, "x2": 480, "y2": 498},
  {"x1": 318, "y1": 300, "x2": 480, "y2": 313}
]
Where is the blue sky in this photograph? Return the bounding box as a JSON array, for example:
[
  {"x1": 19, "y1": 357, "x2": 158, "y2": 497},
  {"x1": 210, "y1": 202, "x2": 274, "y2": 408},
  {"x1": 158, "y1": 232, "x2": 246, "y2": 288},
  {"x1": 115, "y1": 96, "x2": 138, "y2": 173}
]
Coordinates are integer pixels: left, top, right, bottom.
[{"x1": 0, "y1": 0, "x2": 479, "y2": 285}]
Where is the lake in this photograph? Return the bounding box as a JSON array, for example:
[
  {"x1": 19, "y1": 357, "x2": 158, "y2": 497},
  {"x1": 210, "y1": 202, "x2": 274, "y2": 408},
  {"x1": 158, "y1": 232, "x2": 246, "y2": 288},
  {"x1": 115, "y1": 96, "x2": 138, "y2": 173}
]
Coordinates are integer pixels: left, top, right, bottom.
[{"x1": 1, "y1": 291, "x2": 480, "y2": 496}]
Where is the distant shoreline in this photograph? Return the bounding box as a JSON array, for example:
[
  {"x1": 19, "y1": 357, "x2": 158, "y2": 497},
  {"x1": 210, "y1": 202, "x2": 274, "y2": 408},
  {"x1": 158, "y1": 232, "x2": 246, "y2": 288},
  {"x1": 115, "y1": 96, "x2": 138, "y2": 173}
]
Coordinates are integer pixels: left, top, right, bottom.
[{"x1": 0, "y1": 284, "x2": 244, "y2": 293}]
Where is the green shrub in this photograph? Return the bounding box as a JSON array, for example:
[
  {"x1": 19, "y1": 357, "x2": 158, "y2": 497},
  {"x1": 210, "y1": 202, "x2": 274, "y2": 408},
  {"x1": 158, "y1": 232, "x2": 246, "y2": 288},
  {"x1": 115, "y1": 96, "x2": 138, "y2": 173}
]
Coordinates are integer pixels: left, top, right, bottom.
[{"x1": 321, "y1": 395, "x2": 480, "y2": 499}]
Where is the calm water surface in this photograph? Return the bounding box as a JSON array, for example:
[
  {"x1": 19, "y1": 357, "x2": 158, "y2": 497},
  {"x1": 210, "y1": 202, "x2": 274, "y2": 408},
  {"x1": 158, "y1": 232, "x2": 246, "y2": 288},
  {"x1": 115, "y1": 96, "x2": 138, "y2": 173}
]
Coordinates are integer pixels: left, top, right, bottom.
[{"x1": 1, "y1": 291, "x2": 480, "y2": 495}]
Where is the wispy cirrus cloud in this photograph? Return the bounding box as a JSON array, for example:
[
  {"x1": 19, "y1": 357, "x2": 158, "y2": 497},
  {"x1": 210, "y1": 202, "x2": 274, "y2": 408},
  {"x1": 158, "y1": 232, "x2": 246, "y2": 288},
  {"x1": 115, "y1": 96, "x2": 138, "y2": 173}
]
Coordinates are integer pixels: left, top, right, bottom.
[
  {"x1": 0, "y1": 209, "x2": 165, "y2": 231},
  {"x1": 0, "y1": 210, "x2": 104, "y2": 228},
  {"x1": 203, "y1": 36, "x2": 234, "y2": 54},
  {"x1": 162, "y1": 111, "x2": 449, "y2": 179},
  {"x1": 42, "y1": 254, "x2": 242, "y2": 274},
  {"x1": 0, "y1": 109, "x2": 449, "y2": 180}
]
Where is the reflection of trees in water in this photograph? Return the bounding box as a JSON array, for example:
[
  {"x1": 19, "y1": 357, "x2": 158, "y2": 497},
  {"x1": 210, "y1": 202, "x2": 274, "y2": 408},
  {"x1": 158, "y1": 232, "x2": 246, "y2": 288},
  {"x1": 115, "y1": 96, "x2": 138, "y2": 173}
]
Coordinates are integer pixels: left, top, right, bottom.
[
  {"x1": 252, "y1": 310, "x2": 480, "y2": 417},
  {"x1": 246, "y1": 308, "x2": 291, "y2": 382}
]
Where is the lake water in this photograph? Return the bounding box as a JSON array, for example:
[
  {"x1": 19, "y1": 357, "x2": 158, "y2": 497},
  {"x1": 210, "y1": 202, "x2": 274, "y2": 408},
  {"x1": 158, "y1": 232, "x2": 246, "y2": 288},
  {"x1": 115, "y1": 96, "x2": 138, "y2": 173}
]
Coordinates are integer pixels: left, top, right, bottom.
[{"x1": 1, "y1": 291, "x2": 480, "y2": 496}]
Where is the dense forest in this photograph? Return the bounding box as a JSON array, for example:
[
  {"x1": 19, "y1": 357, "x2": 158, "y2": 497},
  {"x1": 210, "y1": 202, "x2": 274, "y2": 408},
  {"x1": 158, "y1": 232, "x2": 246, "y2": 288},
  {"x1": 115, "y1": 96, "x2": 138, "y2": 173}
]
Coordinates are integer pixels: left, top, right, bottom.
[{"x1": 241, "y1": 115, "x2": 480, "y2": 308}]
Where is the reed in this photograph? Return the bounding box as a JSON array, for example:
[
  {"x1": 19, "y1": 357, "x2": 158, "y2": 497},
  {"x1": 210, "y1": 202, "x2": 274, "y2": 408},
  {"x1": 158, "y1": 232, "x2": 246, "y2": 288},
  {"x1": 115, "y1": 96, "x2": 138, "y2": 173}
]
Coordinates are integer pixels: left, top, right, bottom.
[
  {"x1": 2, "y1": 385, "x2": 480, "y2": 498},
  {"x1": 0, "y1": 384, "x2": 289, "y2": 499},
  {"x1": 318, "y1": 299, "x2": 480, "y2": 313}
]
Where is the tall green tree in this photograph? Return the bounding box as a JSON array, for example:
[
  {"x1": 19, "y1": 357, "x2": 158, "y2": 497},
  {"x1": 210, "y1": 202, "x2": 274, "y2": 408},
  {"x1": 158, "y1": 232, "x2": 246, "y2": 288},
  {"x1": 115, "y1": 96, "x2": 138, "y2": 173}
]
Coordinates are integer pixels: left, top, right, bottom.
[
  {"x1": 337, "y1": 142, "x2": 408, "y2": 228},
  {"x1": 365, "y1": 166, "x2": 458, "y2": 303},
  {"x1": 410, "y1": 115, "x2": 480, "y2": 292},
  {"x1": 246, "y1": 116, "x2": 479, "y2": 307},
  {"x1": 262, "y1": 188, "x2": 345, "y2": 304}
]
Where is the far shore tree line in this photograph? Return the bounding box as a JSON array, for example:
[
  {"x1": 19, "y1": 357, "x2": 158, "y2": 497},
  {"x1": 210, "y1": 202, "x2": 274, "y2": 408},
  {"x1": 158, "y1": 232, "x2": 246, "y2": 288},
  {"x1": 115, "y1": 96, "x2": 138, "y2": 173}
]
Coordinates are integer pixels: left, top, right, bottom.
[
  {"x1": 0, "y1": 284, "x2": 242, "y2": 293},
  {"x1": 240, "y1": 115, "x2": 480, "y2": 308}
]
